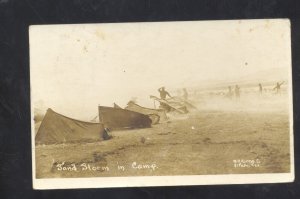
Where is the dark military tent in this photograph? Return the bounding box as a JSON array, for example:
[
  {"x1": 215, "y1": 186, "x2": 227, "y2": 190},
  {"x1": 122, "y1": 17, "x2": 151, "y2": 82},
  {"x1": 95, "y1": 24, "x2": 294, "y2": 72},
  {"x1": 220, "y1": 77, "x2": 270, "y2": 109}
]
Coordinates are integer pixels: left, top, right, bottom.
[
  {"x1": 98, "y1": 106, "x2": 151, "y2": 130},
  {"x1": 35, "y1": 108, "x2": 104, "y2": 145}
]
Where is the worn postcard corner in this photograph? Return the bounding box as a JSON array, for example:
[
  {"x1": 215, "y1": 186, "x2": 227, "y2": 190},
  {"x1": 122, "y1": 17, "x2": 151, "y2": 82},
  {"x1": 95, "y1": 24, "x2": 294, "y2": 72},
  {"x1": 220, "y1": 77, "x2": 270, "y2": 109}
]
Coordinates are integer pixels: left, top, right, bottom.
[{"x1": 30, "y1": 19, "x2": 294, "y2": 189}]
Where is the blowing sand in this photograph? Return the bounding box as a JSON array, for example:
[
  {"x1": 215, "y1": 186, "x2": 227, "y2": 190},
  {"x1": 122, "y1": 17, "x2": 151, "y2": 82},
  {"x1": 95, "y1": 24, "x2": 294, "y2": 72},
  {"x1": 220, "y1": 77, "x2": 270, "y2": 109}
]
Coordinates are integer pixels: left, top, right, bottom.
[{"x1": 34, "y1": 92, "x2": 291, "y2": 178}]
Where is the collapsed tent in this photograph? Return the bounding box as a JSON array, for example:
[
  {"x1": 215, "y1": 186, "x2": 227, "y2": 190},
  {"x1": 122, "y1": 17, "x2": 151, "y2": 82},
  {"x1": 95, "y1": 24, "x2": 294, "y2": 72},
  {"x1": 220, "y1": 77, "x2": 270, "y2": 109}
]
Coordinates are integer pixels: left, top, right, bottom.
[
  {"x1": 125, "y1": 101, "x2": 168, "y2": 124},
  {"x1": 168, "y1": 96, "x2": 198, "y2": 110},
  {"x1": 98, "y1": 106, "x2": 152, "y2": 130},
  {"x1": 150, "y1": 95, "x2": 188, "y2": 114},
  {"x1": 35, "y1": 108, "x2": 104, "y2": 145}
]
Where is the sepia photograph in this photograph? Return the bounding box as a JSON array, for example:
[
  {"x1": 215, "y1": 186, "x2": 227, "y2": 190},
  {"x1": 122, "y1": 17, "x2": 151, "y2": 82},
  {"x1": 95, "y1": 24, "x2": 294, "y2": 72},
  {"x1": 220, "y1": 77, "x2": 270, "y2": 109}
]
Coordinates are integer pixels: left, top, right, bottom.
[{"x1": 30, "y1": 19, "x2": 294, "y2": 189}]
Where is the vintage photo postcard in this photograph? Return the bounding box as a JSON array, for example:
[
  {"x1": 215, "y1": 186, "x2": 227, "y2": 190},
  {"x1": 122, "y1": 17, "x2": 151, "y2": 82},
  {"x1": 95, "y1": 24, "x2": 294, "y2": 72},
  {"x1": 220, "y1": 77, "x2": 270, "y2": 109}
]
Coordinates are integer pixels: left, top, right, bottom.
[{"x1": 30, "y1": 19, "x2": 294, "y2": 189}]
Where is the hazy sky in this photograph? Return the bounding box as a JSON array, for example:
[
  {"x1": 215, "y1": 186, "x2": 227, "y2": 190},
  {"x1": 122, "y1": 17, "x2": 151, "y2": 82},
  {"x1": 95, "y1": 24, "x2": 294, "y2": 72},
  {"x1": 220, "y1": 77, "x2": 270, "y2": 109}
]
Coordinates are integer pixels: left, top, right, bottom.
[{"x1": 30, "y1": 19, "x2": 291, "y2": 120}]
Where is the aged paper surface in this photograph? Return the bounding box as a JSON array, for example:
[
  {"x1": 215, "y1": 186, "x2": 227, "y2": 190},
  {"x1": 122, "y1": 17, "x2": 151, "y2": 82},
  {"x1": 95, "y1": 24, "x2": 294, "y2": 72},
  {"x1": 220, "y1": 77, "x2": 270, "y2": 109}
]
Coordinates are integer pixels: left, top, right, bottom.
[{"x1": 30, "y1": 19, "x2": 294, "y2": 189}]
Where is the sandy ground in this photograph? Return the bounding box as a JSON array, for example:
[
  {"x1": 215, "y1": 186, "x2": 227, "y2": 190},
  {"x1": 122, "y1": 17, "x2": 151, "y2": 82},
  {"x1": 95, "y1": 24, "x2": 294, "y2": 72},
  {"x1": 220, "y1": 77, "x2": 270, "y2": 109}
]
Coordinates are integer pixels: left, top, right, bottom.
[{"x1": 35, "y1": 93, "x2": 291, "y2": 178}]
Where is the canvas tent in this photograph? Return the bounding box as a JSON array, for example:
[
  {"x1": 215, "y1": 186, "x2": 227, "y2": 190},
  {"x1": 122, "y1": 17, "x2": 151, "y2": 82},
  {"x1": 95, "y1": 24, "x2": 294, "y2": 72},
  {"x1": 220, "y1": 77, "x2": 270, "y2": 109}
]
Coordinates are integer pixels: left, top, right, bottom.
[
  {"x1": 125, "y1": 101, "x2": 168, "y2": 123},
  {"x1": 150, "y1": 95, "x2": 188, "y2": 114},
  {"x1": 98, "y1": 106, "x2": 151, "y2": 130},
  {"x1": 35, "y1": 108, "x2": 104, "y2": 145}
]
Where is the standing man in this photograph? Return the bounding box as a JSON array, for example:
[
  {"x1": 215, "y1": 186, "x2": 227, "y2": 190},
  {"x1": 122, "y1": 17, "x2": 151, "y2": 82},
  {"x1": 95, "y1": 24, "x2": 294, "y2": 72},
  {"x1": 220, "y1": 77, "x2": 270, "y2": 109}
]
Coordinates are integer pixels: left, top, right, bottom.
[
  {"x1": 158, "y1": 87, "x2": 172, "y2": 100},
  {"x1": 235, "y1": 85, "x2": 240, "y2": 99},
  {"x1": 258, "y1": 83, "x2": 263, "y2": 95},
  {"x1": 273, "y1": 81, "x2": 284, "y2": 94}
]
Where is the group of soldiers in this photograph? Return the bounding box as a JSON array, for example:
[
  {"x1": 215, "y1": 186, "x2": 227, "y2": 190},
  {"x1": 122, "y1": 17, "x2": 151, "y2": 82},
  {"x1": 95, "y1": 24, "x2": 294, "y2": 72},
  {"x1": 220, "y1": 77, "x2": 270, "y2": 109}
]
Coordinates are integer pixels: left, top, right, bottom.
[
  {"x1": 158, "y1": 87, "x2": 189, "y2": 101},
  {"x1": 227, "y1": 85, "x2": 241, "y2": 99},
  {"x1": 157, "y1": 81, "x2": 285, "y2": 102},
  {"x1": 259, "y1": 81, "x2": 285, "y2": 95},
  {"x1": 227, "y1": 81, "x2": 285, "y2": 99}
]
